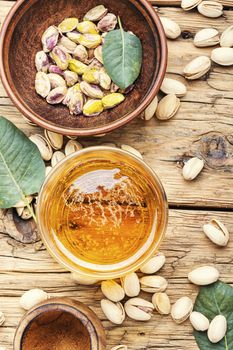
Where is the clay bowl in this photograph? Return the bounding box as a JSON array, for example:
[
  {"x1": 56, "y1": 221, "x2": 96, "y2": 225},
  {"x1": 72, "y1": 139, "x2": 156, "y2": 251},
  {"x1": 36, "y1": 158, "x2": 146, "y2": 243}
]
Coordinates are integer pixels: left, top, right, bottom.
[
  {"x1": 0, "y1": 0, "x2": 167, "y2": 136},
  {"x1": 14, "y1": 297, "x2": 106, "y2": 350}
]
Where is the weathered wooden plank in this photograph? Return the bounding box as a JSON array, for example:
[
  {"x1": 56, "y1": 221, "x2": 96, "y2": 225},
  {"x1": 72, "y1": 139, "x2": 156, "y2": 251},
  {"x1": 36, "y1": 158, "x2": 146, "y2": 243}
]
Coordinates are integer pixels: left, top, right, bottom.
[
  {"x1": 0, "y1": 209, "x2": 232, "y2": 349},
  {"x1": 150, "y1": 0, "x2": 232, "y2": 6}
]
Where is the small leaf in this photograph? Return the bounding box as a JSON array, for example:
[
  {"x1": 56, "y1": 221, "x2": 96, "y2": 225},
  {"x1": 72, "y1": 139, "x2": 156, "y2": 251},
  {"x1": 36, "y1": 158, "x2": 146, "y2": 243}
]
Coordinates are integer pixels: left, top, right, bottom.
[
  {"x1": 194, "y1": 281, "x2": 233, "y2": 350},
  {"x1": 0, "y1": 116, "x2": 45, "y2": 208},
  {"x1": 102, "y1": 18, "x2": 142, "y2": 90}
]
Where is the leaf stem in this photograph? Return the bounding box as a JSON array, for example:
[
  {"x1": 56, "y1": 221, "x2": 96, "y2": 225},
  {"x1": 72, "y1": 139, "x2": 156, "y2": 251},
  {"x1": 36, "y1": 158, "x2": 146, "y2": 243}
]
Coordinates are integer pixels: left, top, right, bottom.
[
  {"x1": 24, "y1": 197, "x2": 37, "y2": 223},
  {"x1": 118, "y1": 16, "x2": 123, "y2": 31}
]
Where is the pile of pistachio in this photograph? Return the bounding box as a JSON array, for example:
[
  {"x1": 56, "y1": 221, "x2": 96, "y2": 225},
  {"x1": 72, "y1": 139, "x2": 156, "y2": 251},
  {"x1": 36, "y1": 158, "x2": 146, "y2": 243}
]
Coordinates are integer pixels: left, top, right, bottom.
[{"x1": 35, "y1": 5, "x2": 128, "y2": 117}]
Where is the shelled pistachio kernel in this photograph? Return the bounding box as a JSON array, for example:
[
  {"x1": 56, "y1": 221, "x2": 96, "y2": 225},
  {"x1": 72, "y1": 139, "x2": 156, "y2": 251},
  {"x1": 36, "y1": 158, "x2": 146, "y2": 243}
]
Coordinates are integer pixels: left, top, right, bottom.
[
  {"x1": 203, "y1": 219, "x2": 229, "y2": 246},
  {"x1": 84, "y1": 5, "x2": 108, "y2": 22},
  {"x1": 77, "y1": 21, "x2": 98, "y2": 34},
  {"x1": 83, "y1": 99, "x2": 104, "y2": 116},
  {"x1": 102, "y1": 93, "x2": 125, "y2": 109},
  {"x1": 101, "y1": 299, "x2": 125, "y2": 325},
  {"x1": 171, "y1": 297, "x2": 193, "y2": 324},
  {"x1": 58, "y1": 18, "x2": 79, "y2": 33},
  {"x1": 78, "y1": 34, "x2": 102, "y2": 49},
  {"x1": 182, "y1": 157, "x2": 204, "y2": 181},
  {"x1": 68, "y1": 59, "x2": 88, "y2": 74},
  {"x1": 35, "y1": 72, "x2": 51, "y2": 98}
]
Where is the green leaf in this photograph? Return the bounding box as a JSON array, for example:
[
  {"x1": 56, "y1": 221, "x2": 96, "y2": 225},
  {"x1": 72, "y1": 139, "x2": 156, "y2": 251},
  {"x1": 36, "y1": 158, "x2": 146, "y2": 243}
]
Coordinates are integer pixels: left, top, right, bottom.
[
  {"x1": 194, "y1": 281, "x2": 233, "y2": 350},
  {"x1": 0, "y1": 116, "x2": 45, "y2": 209},
  {"x1": 102, "y1": 18, "x2": 142, "y2": 90}
]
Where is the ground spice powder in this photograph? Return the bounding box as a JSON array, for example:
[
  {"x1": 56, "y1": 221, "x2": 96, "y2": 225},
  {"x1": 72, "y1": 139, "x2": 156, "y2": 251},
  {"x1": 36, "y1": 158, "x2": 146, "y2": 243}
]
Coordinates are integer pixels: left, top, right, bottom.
[{"x1": 22, "y1": 310, "x2": 91, "y2": 350}]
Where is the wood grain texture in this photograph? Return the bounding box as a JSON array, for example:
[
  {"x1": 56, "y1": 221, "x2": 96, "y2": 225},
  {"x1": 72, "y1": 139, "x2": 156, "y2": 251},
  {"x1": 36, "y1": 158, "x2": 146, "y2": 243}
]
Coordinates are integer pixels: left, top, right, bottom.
[
  {"x1": 150, "y1": 0, "x2": 232, "y2": 6},
  {"x1": 0, "y1": 209, "x2": 233, "y2": 349},
  {"x1": 1, "y1": 2, "x2": 233, "y2": 350}
]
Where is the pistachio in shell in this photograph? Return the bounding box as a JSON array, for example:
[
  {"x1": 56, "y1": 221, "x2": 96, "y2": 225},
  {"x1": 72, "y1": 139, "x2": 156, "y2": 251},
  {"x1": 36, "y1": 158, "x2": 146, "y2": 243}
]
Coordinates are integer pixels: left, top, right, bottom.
[
  {"x1": 160, "y1": 78, "x2": 187, "y2": 97},
  {"x1": 65, "y1": 140, "x2": 83, "y2": 155},
  {"x1": 188, "y1": 266, "x2": 219, "y2": 285},
  {"x1": 220, "y1": 25, "x2": 233, "y2": 48},
  {"x1": 83, "y1": 99, "x2": 104, "y2": 116},
  {"x1": 211, "y1": 47, "x2": 233, "y2": 66},
  {"x1": 121, "y1": 272, "x2": 140, "y2": 297},
  {"x1": 35, "y1": 51, "x2": 50, "y2": 73},
  {"x1": 50, "y1": 46, "x2": 69, "y2": 70},
  {"x1": 101, "y1": 280, "x2": 125, "y2": 302},
  {"x1": 171, "y1": 297, "x2": 193, "y2": 324},
  {"x1": 51, "y1": 151, "x2": 66, "y2": 167},
  {"x1": 58, "y1": 18, "x2": 79, "y2": 33},
  {"x1": 68, "y1": 59, "x2": 88, "y2": 74},
  {"x1": 194, "y1": 28, "x2": 220, "y2": 48},
  {"x1": 101, "y1": 299, "x2": 125, "y2": 325},
  {"x1": 44, "y1": 130, "x2": 63, "y2": 150},
  {"x1": 124, "y1": 298, "x2": 154, "y2": 321},
  {"x1": 29, "y1": 134, "x2": 53, "y2": 161},
  {"x1": 42, "y1": 26, "x2": 59, "y2": 52},
  {"x1": 140, "y1": 276, "x2": 168, "y2": 293},
  {"x1": 140, "y1": 252, "x2": 166, "y2": 274},
  {"x1": 78, "y1": 34, "x2": 102, "y2": 49},
  {"x1": 197, "y1": 1, "x2": 223, "y2": 18},
  {"x1": 102, "y1": 93, "x2": 125, "y2": 109},
  {"x1": 156, "y1": 94, "x2": 180, "y2": 121},
  {"x1": 80, "y1": 81, "x2": 104, "y2": 99},
  {"x1": 208, "y1": 315, "x2": 227, "y2": 343},
  {"x1": 152, "y1": 292, "x2": 171, "y2": 315},
  {"x1": 77, "y1": 21, "x2": 99, "y2": 34},
  {"x1": 183, "y1": 56, "x2": 211, "y2": 80},
  {"x1": 82, "y1": 67, "x2": 100, "y2": 84},
  {"x1": 160, "y1": 17, "x2": 181, "y2": 40},
  {"x1": 35, "y1": 72, "x2": 51, "y2": 98},
  {"x1": 97, "y1": 13, "x2": 117, "y2": 32},
  {"x1": 73, "y1": 45, "x2": 89, "y2": 62},
  {"x1": 46, "y1": 86, "x2": 67, "y2": 104},
  {"x1": 84, "y1": 5, "x2": 108, "y2": 22},
  {"x1": 190, "y1": 311, "x2": 210, "y2": 331}
]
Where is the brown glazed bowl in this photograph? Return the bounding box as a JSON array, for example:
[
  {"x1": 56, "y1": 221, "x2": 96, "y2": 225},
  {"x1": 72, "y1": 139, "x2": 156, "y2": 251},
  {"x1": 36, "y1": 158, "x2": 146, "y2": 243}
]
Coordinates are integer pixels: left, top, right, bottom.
[
  {"x1": 0, "y1": 0, "x2": 167, "y2": 136},
  {"x1": 14, "y1": 297, "x2": 106, "y2": 350}
]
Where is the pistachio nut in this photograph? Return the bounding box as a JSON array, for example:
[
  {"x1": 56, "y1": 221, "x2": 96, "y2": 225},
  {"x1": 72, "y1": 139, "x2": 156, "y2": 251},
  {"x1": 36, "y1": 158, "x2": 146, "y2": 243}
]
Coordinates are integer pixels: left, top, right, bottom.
[
  {"x1": 98, "y1": 13, "x2": 117, "y2": 32},
  {"x1": 156, "y1": 94, "x2": 180, "y2": 120},
  {"x1": 101, "y1": 142, "x2": 117, "y2": 147},
  {"x1": 63, "y1": 70, "x2": 79, "y2": 87},
  {"x1": 143, "y1": 95, "x2": 158, "y2": 120},
  {"x1": 171, "y1": 297, "x2": 193, "y2": 324},
  {"x1": 45, "y1": 166, "x2": 52, "y2": 177},
  {"x1": 110, "y1": 346, "x2": 127, "y2": 350},
  {"x1": 13, "y1": 196, "x2": 33, "y2": 208},
  {"x1": 16, "y1": 206, "x2": 25, "y2": 217},
  {"x1": 101, "y1": 299, "x2": 125, "y2": 325},
  {"x1": 203, "y1": 219, "x2": 229, "y2": 247},
  {"x1": 67, "y1": 135, "x2": 78, "y2": 140},
  {"x1": 78, "y1": 33, "x2": 102, "y2": 49},
  {"x1": 140, "y1": 276, "x2": 168, "y2": 293},
  {"x1": 190, "y1": 311, "x2": 210, "y2": 331},
  {"x1": 160, "y1": 78, "x2": 187, "y2": 97},
  {"x1": 110, "y1": 82, "x2": 119, "y2": 93},
  {"x1": 20, "y1": 289, "x2": 49, "y2": 310},
  {"x1": 160, "y1": 17, "x2": 181, "y2": 40},
  {"x1": 64, "y1": 88, "x2": 84, "y2": 115},
  {"x1": 220, "y1": 25, "x2": 233, "y2": 48},
  {"x1": 84, "y1": 5, "x2": 108, "y2": 22},
  {"x1": 35, "y1": 72, "x2": 51, "y2": 98},
  {"x1": 182, "y1": 157, "x2": 204, "y2": 181},
  {"x1": 42, "y1": 26, "x2": 59, "y2": 52},
  {"x1": 20, "y1": 207, "x2": 33, "y2": 220},
  {"x1": 181, "y1": 0, "x2": 202, "y2": 10},
  {"x1": 47, "y1": 73, "x2": 66, "y2": 88},
  {"x1": 50, "y1": 46, "x2": 69, "y2": 70},
  {"x1": 44, "y1": 130, "x2": 63, "y2": 150},
  {"x1": 102, "y1": 93, "x2": 125, "y2": 109},
  {"x1": 29, "y1": 134, "x2": 53, "y2": 161},
  {"x1": 58, "y1": 36, "x2": 77, "y2": 53},
  {"x1": 89, "y1": 58, "x2": 103, "y2": 68},
  {"x1": 51, "y1": 151, "x2": 66, "y2": 167},
  {"x1": 99, "y1": 68, "x2": 111, "y2": 90},
  {"x1": 211, "y1": 47, "x2": 233, "y2": 66},
  {"x1": 73, "y1": 45, "x2": 88, "y2": 62},
  {"x1": 121, "y1": 145, "x2": 143, "y2": 159},
  {"x1": 65, "y1": 140, "x2": 83, "y2": 156},
  {"x1": 184, "y1": 56, "x2": 211, "y2": 80},
  {"x1": 101, "y1": 280, "x2": 125, "y2": 302},
  {"x1": 83, "y1": 99, "x2": 104, "y2": 116},
  {"x1": 152, "y1": 292, "x2": 171, "y2": 315},
  {"x1": 67, "y1": 31, "x2": 82, "y2": 44},
  {"x1": 198, "y1": 1, "x2": 223, "y2": 18},
  {"x1": 58, "y1": 18, "x2": 79, "y2": 33},
  {"x1": 0, "y1": 312, "x2": 5, "y2": 326},
  {"x1": 82, "y1": 67, "x2": 100, "y2": 84},
  {"x1": 121, "y1": 272, "x2": 140, "y2": 297},
  {"x1": 70, "y1": 272, "x2": 99, "y2": 285},
  {"x1": 46, "y1": 86, "x2": 67, "y2": 104},
  {"x1": 188, "y1": 266, "x2": 219, "y2": 285},
  {"x1": 140, "y1": 252, "x2": 166, "y2": 274},
  {"x1": 208, "y1": 315, "x2": 227, "y2": 343},
  {"x1": 35, "y1": 51, "x2": 50, "y2": 73},
  {"x1": 124, "y1": 298, "x2": 154, "y2": 321},
  {"x1": 80, "y1": 81, "x2": 104, "y2": 98},
  {"x1": 194, "y1": 28, "x2": 220, "y2": 47},
  {"x1": 77, "y1": 21, "x2": 99, "y2": 34},
  {"x1": 48, "y1": 65, "x2": 64, "y2": 76},
  {"x1": 68, "y1": 59, "x2": 88, "y2": 74},
  {"x1": 94, "y1": 45, "x2": 103, "y2": 63}
]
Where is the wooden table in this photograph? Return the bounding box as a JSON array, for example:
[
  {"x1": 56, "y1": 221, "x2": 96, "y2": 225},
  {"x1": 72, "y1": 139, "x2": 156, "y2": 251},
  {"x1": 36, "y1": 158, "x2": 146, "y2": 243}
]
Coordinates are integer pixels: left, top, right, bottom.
[{"x1": 0, "y1": 1, "x2": 233, "y2": 349}]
